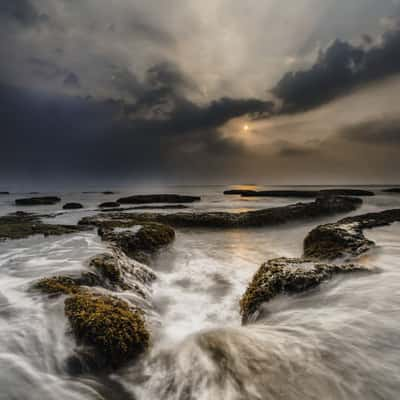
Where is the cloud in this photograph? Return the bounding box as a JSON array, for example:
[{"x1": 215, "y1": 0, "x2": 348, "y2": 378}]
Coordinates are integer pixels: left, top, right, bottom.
[
  {"x1": 274, "y1": 140, "x2": 318, "y2": 157},
  {"x1": 340, "y1": 116, "x2": 400, "y2": 145},
  {"x1": 0, "y1": 0, "x2": 48, "y2": 26},
  {"x1": 273, "y1": 25, "x2": 400, "y2": 113}
]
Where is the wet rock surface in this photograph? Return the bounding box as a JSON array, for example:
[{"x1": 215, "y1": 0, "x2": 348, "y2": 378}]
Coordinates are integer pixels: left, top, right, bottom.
[
  {"x1": 63, "y1": 202, "x2": 84, "y2": 210},
  {"x1": 117, "y1": 194, "x2": 201, "y2": 204},
  {"x1": 318, "y1": 189, "x2": 375, "y2": 197},
  {"x1": 240, "y1": 257, "x2": 370, "y2": 324},
  {"x1": 244, "y1": 190, "x2": 318, "y2": 198},
  {"x1": 99, "y1": 201, "x2": 120, "y2": 208},
  {"x1": 99, "y1": 223, "x2": 175, "y2": 262},
  {"x1": 223, "y1": 189, "x2": 257, "y2": 195},
  {"x1": 0, "y1": 212, "x2": 89, "y2": 240},
  {"x1": 304, "y1": 209, "x2": 400, "y2": 260},
  {"x1": 383, "y1": 188, "x2": 400, "y2": 193},
  {"x1": 81, "y1": 195, "x2": 362, "y2": 229},
  {"x1": 15, "y1": 196, "x2": 61, "y2": 206}
]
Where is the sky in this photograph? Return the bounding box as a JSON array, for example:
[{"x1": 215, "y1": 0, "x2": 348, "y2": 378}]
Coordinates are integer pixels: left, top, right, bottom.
[{"x1": 1, "y1": 0, "x2": 400, "y2": 185}]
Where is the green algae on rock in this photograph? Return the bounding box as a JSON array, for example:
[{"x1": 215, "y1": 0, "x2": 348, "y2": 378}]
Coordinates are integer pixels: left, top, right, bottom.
[
  {"x1": 240, "y1": 257, "x2": 370, "y2": 324},
  {"x1": 65, "y1": 293, "x2": 150, "y2": 368},
  {"x1": 0, "y1": 212, "x2": 89, "y2": 241},
  {"x1": 98, "y1": 223, "x2": 175, "y2": 262}
]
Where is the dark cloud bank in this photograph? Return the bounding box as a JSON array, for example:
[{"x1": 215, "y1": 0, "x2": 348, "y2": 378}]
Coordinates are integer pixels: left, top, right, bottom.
[{"x1": 1, "y1": 0, "x2": 400, "y2": 183}]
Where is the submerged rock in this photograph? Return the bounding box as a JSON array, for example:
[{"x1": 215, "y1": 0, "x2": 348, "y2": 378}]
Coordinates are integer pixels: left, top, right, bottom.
[
  {"x1": 117, "y1": 194, "x2": 201, "y2": 204},
  {"x1": 99, "y1": 201, "x2": 120, "y2": 208},
  {"x1": 240, "y1": 258, "x2": 370, "y2": 324},
  {"x1": 304, "y1": 209, "x2": 400, "y2": 260},
  {"x1": 65, "y1": 293, "x2": 150, "y2": 369},
  {"x1": 15, "y1": 196, "x2": 61, "y2": 206},
  {"x1": 81, "y1": 195, "x2": 362, "y2": 229},
  {"x1": 63, "y1": 202, "x2": 83, "y2": 210},
  {"x1": 0, "y1": 212, "x2": 89, "y2": 241}
]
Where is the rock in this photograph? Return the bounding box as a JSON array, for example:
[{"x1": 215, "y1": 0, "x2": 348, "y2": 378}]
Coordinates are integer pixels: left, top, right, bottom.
[
  {"x1": 243, "y1": 190, "x2": 318, "y2": 198},
  {"x1": 15, "y1": 196, "x2": 61, "y2": 206},
  {"x1": 0, "y1": 192, "x2": 9, "y2": 195},
  {"x1": 382, "y1": 188, "x2": 400, "y2": 193},
  {"x1": 304, "y1": 209, "x2": 400, "y2": 260},
  {"x1": 99, "y1": 202, "x2": 120, "y2": 208},
  {"x1": 99, "y1": 204, "x2": 189, "y2": 212},
  {"x1": 319, "y1": 189, "x2": 375, "y2": 196},
  {"x1": 103, "y1": 191, "x2": 115, "y2": 195},
  {"x1": 0, "y1": 212, "x2": 89, "y2": 241},
  {"x1": 89, "y1": 251, "x2": 156, "y2": 293},
  {"x1": 117, "y1": 194, "x2": 201, "y2": 204},
  {"x1": 32, "y1": 273, "x2": 100, "y2": 295},
  {"x1": 99, "y1": 223, "x2": 175, "y2": 261},
  {"x1": 81, "y1": 195, "x2": 361, "y2": 229},
  {"x1": 223, "y1": 190, "x2": 257, "y2": 196},
  {"x1": 63, "y1": 203, "x2": 83, "y2": 210},
  {"x1": 64, "y1": 293, "x2": 150, "y2": 369},
  {"x1": 240, "y1": 257, "x2": 370, "y2": 324}
]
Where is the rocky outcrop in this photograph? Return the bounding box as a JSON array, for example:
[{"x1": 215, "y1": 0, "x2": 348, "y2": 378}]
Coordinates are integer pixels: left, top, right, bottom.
[
  {"x1": 303, "y1": 209, "x2": 400, "y2": 260},
  {"x1": 99, "y1": 202, "x2": 120, "y2": 208},
  {"x1": 240, "y1": 258, "x2": 370, "y2": 324},
  {"x1": 33, "y1": 247, "x2": 157, "y2": 370},
  {"x1": 81, "y1": 195, "x2": 362, "y2": 229},
  {"x1": 232, "y1": 189, "x2": 374, "y2": 198},
  {"x1": 383, "y1": 188, "x2": 400, "y2": 193},
  {"x1": 244, "y1": 190, "x2": 318, "y2": 198},
  {"x1": 65, "y1": 293, "x2": 149, "y2": 369},
  {"x1": 117, "y1": 194, "x2": 201, "y2": 204},
  {"x1": 0, "y1": 212, "x2": 89, "y2": 240},
  {"x1": 98, "y1": 223, "x2": 175, "y2": 262},
  {"x1": 63, "y1": 203, "x2": 83, "y2": 210},
  {"x1": 15, "y1": 196, "x2": 61, "y2": 206},
  {"x1": 223, "y1": 189, "x2": 257, "y2": 196},
  {"x1": 319, "y1": 189, "x2": 375, "y2": 196}
]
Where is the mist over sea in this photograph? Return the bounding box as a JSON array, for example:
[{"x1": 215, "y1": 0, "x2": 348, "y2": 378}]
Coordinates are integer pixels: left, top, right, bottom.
[{"x1": 1, "y1": 185, "x2": 400, "y2": 400}]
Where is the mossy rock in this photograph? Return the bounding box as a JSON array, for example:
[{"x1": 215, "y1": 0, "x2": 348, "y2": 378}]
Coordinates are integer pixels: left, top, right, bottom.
[
  {"x1": 89, "y1": 253, "x2": 123, "y2": 285},
  {"x1": 33, "y1": 273, "x2": 102, "y2": 296},
  {"x1": 99, "y1": 223, "x2": 175, "y2": 259},
  {"x1": 240, "y1": 258, "x2": 369, "y2": 324},
  {"x1": 0, "y1": 212, "x2": 89, "y2": 241},
  {"x1": 33, "y1": 276, "x2": 83, "y2": 296},
  {"x1": 65, "y1": 293, "x2": 150, "y2": 368}
]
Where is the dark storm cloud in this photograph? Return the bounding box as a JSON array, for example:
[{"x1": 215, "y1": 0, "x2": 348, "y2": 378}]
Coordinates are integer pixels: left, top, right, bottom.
[
  {"x1": 63, "y1": 72, "x2": 80, "y2": 88},
  {"x1": 273, "y1": 26, "x2": 400, "y2": 113},
  {"x1": 0, "y1": 0, "x2": 48, "y2": 26},
  {"x1": 340, "y1": 116, "x2": 400, "y2": 145},
  {"x1": 0, "y1": 79, "x2": 272, "y2": 180}
]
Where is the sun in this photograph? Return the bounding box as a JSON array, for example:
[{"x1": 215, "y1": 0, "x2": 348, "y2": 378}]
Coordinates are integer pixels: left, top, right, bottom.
[{"x1": 243, "y1": 125, "x2": 250, "y2": 131}]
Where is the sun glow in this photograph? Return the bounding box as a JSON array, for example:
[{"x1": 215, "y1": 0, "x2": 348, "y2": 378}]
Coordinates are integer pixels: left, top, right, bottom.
[{"x1": 243, "y1": 124, "x2": 250, "y2": 131}]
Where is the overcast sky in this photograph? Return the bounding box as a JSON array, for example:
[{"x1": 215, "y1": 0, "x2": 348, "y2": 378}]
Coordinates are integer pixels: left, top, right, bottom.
[{"x1": 1, "y1": 0, "x2": 400, "y2": 185}]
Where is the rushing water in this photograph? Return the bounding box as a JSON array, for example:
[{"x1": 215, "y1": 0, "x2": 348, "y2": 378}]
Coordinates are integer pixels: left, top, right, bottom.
[{"x1": 0, "y1": 185, "x2": 400, "y2": 400}]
